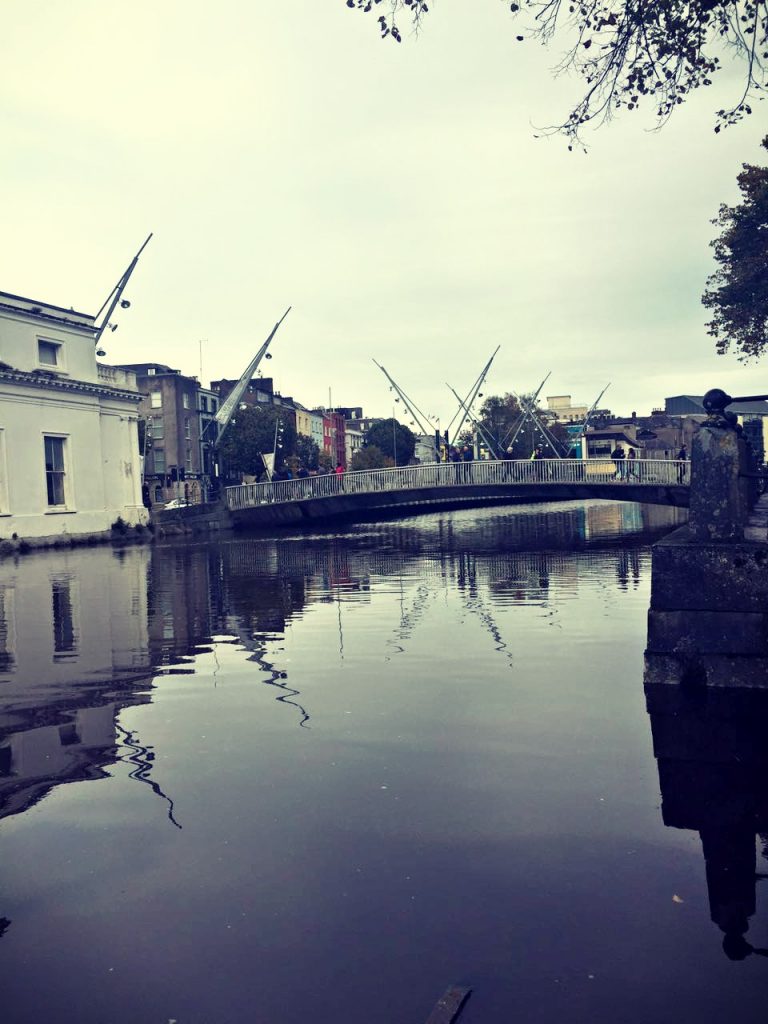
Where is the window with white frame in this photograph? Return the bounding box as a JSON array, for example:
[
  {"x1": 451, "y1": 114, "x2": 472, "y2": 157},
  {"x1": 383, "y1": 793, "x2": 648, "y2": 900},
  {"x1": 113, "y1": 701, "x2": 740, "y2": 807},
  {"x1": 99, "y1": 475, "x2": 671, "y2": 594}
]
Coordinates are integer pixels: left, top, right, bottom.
[
  {"x1": 38, "y1": 339, "x2": 63, "y2": 369},
  {"x1": 153, "y1": 448, "x2": 166, "y2": 474},
  {"x1": 183, "y1": 393, "x2": 190, "y2": 409},
  {"x1": 185, "y1": 447, "x2": 192, "y2": 472},
  {"x1": 43, "y1": 436, "x2": 67, "y2": 507},
  {"x1": 184, "y1": 417, "x2": 191, "y2": 439},
  {"x1": 150, "y1": 391, "x2": 162, "y2": 409},
  {"x1": 151, "y1": 417, "x2": 164, "y2": 440}
]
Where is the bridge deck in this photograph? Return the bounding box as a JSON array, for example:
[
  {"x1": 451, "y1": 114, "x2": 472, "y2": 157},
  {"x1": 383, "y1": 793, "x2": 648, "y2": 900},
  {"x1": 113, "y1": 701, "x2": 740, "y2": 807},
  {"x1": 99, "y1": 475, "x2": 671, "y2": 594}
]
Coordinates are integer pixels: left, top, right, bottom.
[{"x1": 225, "y1": 458, "x2": 689, "y2": 527}]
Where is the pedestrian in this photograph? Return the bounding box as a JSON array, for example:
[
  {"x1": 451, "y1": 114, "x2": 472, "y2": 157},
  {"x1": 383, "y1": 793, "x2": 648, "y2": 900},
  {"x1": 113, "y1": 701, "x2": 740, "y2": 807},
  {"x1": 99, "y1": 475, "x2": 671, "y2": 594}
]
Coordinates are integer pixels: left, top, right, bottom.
[
  {"x1": 626, "y1": 447, "x2": 636, "y2": 479},
  {"x1": 611, "y1": 444, "x2": 626, "y2": 480},
  {"x1": 461, "y1": 444, "x2": 474, "y2": 482},
  {"x1": 448, "y1": 445, "x2": 461, "y2": 482},
  {"x1": 676, "y1": 443, "x2": 687, "y2": 484},
  {"x1": 503, "y1": 445, "x2": 515, "y2": 481}
]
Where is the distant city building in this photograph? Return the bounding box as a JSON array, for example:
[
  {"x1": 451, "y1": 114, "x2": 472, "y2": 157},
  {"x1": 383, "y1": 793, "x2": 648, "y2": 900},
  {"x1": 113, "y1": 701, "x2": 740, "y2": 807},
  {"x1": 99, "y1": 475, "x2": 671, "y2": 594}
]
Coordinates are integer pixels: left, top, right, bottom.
[
  {"x1": 582, "y1": 427, "x2": 642, "y2": 458},
  {"x1": 197, "y1": 385, "x2": 219, "y2": 492},
  {"x1": 0, "y1": 291, "x2": 146, "y2": 540},
  {"x1": 345, "y1": 422, "x2": 364, "y2": 467},
  {"x1": 116, "y1": 363, "x2": 209, "y2": 506},
  {"x1": 546, "y1": 395, "x2": 589, "y2": 423},
  {"x1": 332, "y1": 406, "x2": 363, "y2": 421},
  {"x1": 666, "y1": 395, "x2": 768, "y2": 462},
  {"x1": 210, "y1": 375, "x2": 275, "y2": 407}
]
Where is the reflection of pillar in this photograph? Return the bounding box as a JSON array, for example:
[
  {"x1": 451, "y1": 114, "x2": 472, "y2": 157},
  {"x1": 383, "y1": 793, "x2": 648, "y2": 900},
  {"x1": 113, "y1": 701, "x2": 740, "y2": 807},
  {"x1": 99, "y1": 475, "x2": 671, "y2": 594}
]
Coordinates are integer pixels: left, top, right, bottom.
[
  {"x1": 701, "y1": 825, "x2": 756, "y2": 940},
  {"x1": 645, "y1": 679, "x2": 768, "y2": 958}
]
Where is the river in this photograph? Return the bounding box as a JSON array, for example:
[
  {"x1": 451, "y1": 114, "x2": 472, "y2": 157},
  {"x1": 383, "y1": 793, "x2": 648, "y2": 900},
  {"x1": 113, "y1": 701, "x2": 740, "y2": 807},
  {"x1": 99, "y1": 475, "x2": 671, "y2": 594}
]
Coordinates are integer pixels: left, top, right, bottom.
[{"x1": 1, "y1": 500, "x2": 766, "y2": 1023}]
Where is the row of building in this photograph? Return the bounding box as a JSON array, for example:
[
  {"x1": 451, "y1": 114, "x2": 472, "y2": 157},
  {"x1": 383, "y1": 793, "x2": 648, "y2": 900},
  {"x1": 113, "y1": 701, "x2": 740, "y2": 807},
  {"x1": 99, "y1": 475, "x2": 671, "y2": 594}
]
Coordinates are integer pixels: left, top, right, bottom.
[
  {"x1": 544, "y1": 393, "x2": 768, "y2": 463},
  {"x1": 1, "y1": 284, "x2": 768, "y2": 542},
  {"x1": 118, "y1": 362, "x2": 373, "y2": 506}
]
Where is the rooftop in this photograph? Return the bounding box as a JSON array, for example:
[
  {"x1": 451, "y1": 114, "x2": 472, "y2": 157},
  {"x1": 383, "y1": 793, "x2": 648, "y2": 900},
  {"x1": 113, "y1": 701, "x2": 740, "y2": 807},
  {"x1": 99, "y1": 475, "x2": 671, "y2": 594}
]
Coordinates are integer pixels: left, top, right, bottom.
[{"x1": 0, "y1": 290, "x2": 95, "y2": 331}]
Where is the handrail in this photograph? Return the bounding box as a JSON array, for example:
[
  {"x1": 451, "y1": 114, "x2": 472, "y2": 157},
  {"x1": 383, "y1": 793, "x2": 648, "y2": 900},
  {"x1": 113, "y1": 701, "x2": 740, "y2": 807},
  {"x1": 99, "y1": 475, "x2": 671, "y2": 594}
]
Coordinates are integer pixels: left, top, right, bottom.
[{"x1": 225, "y1": 458, "x2": 690, "y2": 511}]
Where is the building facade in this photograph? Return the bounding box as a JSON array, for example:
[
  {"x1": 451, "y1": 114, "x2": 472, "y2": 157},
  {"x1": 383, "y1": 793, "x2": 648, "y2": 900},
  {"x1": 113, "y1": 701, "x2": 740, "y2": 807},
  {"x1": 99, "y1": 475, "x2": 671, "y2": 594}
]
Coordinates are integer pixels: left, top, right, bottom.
[
  {"x1": 0, "y1": 291, "x2": 146, "y2": 540},
  {"x1": 117, "y1": 363, "x2": 208, "y2": 506}
]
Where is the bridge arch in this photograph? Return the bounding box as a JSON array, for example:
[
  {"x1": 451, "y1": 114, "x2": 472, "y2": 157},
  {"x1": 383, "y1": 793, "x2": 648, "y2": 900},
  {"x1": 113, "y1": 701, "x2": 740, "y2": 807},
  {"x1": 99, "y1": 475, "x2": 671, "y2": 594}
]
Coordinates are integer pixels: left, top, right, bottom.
[{"x1": 224, "y1": 458, "x2": 689, "y2": 529}]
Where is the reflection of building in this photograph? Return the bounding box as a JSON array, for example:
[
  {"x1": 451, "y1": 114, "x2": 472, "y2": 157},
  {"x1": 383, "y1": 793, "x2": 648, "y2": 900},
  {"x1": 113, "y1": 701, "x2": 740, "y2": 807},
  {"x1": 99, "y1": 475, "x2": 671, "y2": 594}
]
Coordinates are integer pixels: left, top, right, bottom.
[
  {"x1": 0, "y1": 546, "x2": 153, "y2": 820},
  {"x1": 0, "y1": 291, "x2": 146, "y2": 539}
]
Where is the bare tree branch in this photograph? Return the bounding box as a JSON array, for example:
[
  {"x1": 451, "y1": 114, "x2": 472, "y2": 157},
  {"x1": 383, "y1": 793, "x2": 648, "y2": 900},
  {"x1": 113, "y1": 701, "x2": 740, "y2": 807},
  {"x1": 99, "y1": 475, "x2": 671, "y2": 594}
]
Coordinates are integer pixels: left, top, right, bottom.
[{"x1": 345, "y1": 1, "x2": 768, "y2": 144}]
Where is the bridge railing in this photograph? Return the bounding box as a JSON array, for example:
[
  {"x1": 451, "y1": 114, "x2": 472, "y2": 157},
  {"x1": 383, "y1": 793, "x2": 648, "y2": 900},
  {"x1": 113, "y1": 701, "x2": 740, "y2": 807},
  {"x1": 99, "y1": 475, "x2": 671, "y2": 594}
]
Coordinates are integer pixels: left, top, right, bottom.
[{"x1": 225, "y1": 458, "x2": 689, "y2": 510}]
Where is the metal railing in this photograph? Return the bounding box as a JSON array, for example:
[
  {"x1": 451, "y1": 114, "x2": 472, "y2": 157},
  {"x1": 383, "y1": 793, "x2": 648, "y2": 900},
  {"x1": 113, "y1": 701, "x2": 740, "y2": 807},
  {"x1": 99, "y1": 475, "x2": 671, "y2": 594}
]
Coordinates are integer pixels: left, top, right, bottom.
[{"x1": 225, "y1": 458, "x2": 690, "y2": 511}]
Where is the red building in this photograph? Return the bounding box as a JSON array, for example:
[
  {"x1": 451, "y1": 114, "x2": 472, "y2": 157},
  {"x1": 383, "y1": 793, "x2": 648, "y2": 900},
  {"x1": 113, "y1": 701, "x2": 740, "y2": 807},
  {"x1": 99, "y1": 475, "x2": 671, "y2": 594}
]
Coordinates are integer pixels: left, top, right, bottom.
[{"x1": 321, "y1": 411, "x2": 346, "y2": 468}]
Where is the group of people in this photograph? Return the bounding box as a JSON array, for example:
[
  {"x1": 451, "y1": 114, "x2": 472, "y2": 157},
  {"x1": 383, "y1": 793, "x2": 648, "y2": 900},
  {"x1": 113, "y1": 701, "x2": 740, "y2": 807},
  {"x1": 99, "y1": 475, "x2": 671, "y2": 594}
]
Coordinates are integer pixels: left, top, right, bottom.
[
  {"x1": 609, "y1": 444, "x2": 635, "y2": 480},
  {"x1": 609, "y1": 443, "x2": 687, "y2": 481},
  {"x1": 269, "y1": 464, "x2": 345, "y2": 482}
]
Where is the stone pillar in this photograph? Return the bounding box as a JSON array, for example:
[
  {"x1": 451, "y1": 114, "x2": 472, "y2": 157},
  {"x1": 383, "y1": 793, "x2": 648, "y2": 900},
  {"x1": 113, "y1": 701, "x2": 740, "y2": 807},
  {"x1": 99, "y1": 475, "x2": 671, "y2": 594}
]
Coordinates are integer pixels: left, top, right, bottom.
[{"x1": 688, "y1": 424, "x2": 748, "y2": 542}]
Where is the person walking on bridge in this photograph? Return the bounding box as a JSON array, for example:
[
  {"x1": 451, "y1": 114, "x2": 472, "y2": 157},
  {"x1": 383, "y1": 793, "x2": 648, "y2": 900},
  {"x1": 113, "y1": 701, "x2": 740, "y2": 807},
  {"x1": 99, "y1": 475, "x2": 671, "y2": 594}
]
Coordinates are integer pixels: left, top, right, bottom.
[
  {"x1": 461, "y1": 444, "x2": 474, "y2": 483},
  {"x1": 611, "y1": 444, "x2": 626, "y2": 480},
  {"x1": 448, "y1": 445, "x2": 461, "y2": 483},
  {"x1": 676, "y1": 444, "x2": 687, "y2": 484}
]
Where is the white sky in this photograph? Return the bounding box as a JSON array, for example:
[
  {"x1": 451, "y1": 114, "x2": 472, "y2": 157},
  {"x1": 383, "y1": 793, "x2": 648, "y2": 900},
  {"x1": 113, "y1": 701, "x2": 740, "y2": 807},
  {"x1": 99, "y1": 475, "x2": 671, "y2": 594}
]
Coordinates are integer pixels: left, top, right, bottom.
[{"x1": 1, "y1": 1, "x2": 766, "y2": 424}]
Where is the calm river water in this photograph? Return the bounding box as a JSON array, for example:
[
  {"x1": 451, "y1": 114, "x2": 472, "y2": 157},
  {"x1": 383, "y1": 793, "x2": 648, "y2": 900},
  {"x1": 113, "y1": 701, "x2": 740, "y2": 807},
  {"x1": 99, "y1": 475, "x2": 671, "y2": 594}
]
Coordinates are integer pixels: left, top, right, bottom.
[{"x1": 1, "y1": 501, "x2": 767, "y2": 1023}]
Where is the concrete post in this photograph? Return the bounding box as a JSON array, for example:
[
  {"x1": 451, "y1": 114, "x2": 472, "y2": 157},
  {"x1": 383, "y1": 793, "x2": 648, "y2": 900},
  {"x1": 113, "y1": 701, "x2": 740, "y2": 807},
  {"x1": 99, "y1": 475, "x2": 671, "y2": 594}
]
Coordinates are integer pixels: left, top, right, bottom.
[{"x1": 688, "y1": 423, "x2": 748, "y2": 542}]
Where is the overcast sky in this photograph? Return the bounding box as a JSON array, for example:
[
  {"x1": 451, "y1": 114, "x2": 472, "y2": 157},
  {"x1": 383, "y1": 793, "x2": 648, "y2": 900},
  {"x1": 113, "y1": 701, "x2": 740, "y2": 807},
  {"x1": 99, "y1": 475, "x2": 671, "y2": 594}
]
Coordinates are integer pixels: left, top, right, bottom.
[{"x1": 1, "y1": 1, "x2": 766, "y2": 424}]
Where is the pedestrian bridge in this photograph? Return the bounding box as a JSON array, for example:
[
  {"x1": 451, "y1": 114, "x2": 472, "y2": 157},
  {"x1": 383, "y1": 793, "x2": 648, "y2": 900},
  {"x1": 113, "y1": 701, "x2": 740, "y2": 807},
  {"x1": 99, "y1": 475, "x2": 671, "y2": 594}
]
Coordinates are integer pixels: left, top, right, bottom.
[{"x1": 224, "y1": 458, "x2": 690, "y2": 528}]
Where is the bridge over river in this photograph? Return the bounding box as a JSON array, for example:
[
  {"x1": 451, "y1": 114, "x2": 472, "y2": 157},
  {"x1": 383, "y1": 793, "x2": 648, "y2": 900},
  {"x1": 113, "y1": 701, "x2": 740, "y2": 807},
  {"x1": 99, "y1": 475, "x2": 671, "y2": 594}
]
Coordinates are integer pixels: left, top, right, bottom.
[{"x1": 224, "y1": 457, "x2": 690, "y2": 528}]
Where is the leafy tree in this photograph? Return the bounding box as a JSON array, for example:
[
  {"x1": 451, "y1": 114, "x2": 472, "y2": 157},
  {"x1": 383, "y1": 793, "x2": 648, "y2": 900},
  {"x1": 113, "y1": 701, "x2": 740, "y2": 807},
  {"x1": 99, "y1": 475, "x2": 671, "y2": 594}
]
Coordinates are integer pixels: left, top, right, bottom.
[
  {"x1": 350, "y1": 444, "x2": 393, "y2": 470},
  {"x1": 477, "y1": 393, "x2": 523, "y2": 456},
  {"x1": 294, "y1": 434, "x2": 320, "y2": 470},
  {"x1": 476, "y1": 391, "x2": 568, "y2": 457},
  {"x1": 346, "y1": 1, "x2": 768, "y2": 144},
  {"x1": 218, "y1": 405, "x2": 297, "y2": 477},
  {"x1": 363, "y1": 418, "x2": 416, "y2": 464},
  {"x1": 703, "y1": 135, "x2": 768, "y2": 360}
]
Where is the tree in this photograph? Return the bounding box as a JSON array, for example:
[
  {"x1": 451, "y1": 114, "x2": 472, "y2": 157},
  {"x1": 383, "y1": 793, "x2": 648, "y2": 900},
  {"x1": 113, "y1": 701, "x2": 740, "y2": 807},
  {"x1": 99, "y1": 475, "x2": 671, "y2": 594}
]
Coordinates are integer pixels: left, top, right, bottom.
[
  {"x1": 363, "y1": 418, "x2": 416, "y2": 464},
  {"x1": 477, "y1": 393, "x2": 523, "y2": 456},
  {"x1": 476, "y1": 391, "x2": 569, "y2": 457},
  {"x1": 294, "y1": 434, "x2": 320, "y2": 470},
  {"x1": 218, "y1": 405, "x2": 297, "y2": 478},
  {"x1": 703, "y1": 135, "x2": 768, "y2": 360},
  {"x1": 346, "y1": 1, "x2": 768, "y2": 144},
  {"x1": 350, "y1": 444, "x2": 393, "y2": 469}
]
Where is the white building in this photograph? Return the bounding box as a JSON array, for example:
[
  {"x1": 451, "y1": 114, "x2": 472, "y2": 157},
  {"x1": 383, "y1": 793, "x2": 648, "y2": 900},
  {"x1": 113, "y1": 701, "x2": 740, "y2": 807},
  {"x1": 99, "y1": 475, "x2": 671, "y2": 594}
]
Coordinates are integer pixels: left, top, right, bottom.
[
  {"x1": 345, "y1": 421, "x2": 364, "y2": 467},
  {"x1": 0, "y1": 291, "x2": 147, "y2": 542}
]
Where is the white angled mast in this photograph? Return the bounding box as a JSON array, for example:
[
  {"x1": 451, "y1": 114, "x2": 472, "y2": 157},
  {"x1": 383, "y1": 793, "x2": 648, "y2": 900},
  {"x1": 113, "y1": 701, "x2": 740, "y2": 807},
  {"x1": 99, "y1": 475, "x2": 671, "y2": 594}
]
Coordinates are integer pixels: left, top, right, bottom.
[
  {"x1": 212, "y1": 307, "x2": 291, "y2": 446},
  {"x1": 445, "y1": 346, "x2": 500, "y2": 448},
  {"x1": 372, "y1": 359, "x2": 437, "y2": 437}
]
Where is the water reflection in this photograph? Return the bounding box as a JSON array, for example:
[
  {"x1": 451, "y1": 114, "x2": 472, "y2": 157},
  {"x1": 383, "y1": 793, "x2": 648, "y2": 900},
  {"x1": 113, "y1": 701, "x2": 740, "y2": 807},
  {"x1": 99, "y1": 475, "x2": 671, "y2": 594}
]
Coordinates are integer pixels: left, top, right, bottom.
[
  {"x1": 646, "y1": 676, "x2": 768, "y2": 960},
  {"x1": 0, "y1": 502, "x2": 682, "y2": 827}
]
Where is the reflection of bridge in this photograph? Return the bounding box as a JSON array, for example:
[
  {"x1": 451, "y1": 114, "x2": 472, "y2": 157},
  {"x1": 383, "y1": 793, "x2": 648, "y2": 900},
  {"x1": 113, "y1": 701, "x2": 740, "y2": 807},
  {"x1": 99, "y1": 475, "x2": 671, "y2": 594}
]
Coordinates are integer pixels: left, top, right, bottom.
[{"x1": 225, "y1": 458, "x2": 690, "y2": 526}]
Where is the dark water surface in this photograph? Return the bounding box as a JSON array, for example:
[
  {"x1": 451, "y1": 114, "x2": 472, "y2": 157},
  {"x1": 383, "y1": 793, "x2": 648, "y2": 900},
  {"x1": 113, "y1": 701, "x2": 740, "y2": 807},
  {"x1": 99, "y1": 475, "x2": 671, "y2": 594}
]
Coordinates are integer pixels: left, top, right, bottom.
[{"x1": 1, "y1": 501, "x2": 767, "y2": 1023}]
